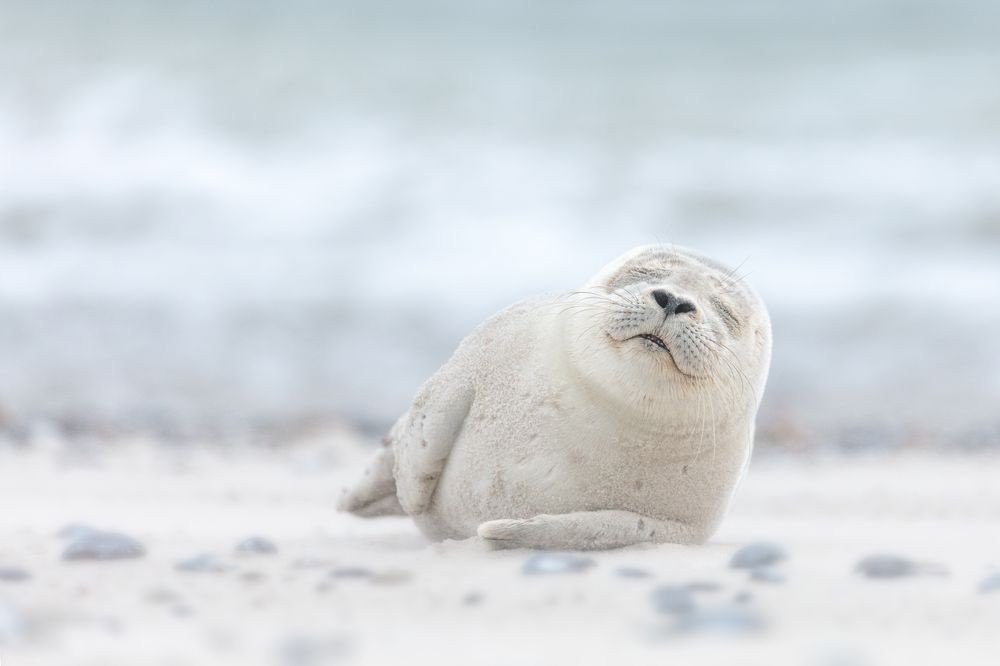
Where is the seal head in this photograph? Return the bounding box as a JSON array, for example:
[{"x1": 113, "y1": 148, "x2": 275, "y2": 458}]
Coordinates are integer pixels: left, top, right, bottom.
[{"x1": 562, "y1": 245, "x2": 771, "y2": 425}]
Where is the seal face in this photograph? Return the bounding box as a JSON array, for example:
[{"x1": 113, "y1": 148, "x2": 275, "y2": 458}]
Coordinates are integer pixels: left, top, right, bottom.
[
  {"x1": 340, "y1": 245, "x2": 772, "y2": 550},
  {"x1": 565, "y1": 246, "x2": 770, "y2": 425}
]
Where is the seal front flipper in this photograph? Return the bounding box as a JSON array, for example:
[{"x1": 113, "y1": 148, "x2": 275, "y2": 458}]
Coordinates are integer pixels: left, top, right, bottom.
[
  {"x1": 393, "y1": 366, "x2": 475, "y2": 516},
  {"x1": 477, "y1": 511, "x2": 709, "y2": 550}
]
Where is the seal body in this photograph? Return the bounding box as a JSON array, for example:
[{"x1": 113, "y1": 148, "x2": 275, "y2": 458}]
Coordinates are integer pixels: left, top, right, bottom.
[{"x1": 340, "y1": 245, "x2": 771, "y2": 550}]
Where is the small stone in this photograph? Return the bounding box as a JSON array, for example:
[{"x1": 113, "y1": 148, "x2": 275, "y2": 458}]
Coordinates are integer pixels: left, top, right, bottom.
[
  {"x1": 749, "y1": 567, "x2": 786, "y2": 584},
  {"x1": 669, "y1": 606, "x2": 766, "y2": 636},
  {"x1": 977, "y1": 573, "x2": 1000, "y2": 594},
  {"x1": 0, "y1": 601, "x2": 26, "y2": 643},
  {"x1": 685, "y1": 581, "x2": 723, "y2": 593},
  {"x1": 62, "y1": 531, "x2": 146, "y2": 561},
  {"x1": 241, "y1": 571, "x2": 266, "y2": 583},
  {"x1": 371, "y1": 570, "x2": 413, "y2": 586},
  {"x1": 462, "y1": 591, "x2": 485, "y2": 606},
  {"x1": 172, "y1": 605, "x2": 194, "y2": 618},
  {"x1": 522, "y1": 553, "x2": 595, "y2": 575},
  {"x1": 812, "y1": 644, "x2": 874, "y2": 666},
  {"x1": 615, "y1": 566, "x2": 652, "y2": 579},
  {"x1": 854, "y1": 554, "x2": 917, "y2": 579},
  {"x1": 235, "y1": 536, "x2": 278, "y2": 555},
  {"x1": 276, "y1": 635, "x2": 351, "y2": 666},
  {"x1": 144, "y1": 588, "x2": 180, "y2": 604},
  {"x1": 0, "y1": 567, "x2": 31, "y2": 582},
  {"x1": 175, "y1": 553, "x2": 230, "y2": 573},
  {"x1": 102, "y1": 615, "x2": 126, "y2": 635},
  {"x1": 290, "y1": 558, "x2": 330, "y2": 570},
  {"x1": 330, "y1": 567, "x2": 373, "y2": 579},
  {"x1": 730, "y1": 542, "x2": 787, "y2": 569},
  {"x1": 651, "y1": 585, "x2": 696, "y2": 615},
  {"x1": 734, "y1": 590, "x2": 754, "y2": 604}
]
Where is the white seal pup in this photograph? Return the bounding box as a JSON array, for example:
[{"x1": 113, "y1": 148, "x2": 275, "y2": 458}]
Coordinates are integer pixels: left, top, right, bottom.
[{"x1": 339, "y1": 245, "x2": 772, "y2": 550}]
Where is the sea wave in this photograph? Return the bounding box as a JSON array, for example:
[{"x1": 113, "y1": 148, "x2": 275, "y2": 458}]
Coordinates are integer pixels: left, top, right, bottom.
[{"x1": 1, "y1": 0, "x2": 999, "y2": 438}]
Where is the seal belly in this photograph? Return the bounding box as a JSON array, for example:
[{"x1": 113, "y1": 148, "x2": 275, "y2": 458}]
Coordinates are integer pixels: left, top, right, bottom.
[
  {"x1": 417, "y1": 411, "x2": 623, "y2": 539},
  {"x1": 418, "y1": 413, "x2": 750, "y2": 542}
]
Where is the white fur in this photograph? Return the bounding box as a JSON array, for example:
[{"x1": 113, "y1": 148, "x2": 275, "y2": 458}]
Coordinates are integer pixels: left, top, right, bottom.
[{"x1": 339, "y1": 245, "x2": 772, "y2": 550}]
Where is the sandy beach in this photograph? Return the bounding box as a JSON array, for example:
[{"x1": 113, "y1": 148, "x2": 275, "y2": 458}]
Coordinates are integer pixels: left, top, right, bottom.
[
  {"x1": 3, "y1": 2, "x2": 1000, "y2": 665},
  {"x1": 2, "y1": 429, "x2": 999, "y2": 666}
]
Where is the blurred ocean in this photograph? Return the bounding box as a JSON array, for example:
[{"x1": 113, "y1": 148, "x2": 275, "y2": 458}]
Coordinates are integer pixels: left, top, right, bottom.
[{"x1": 1, "y1": 1, "x2": 999, "y2": 444}]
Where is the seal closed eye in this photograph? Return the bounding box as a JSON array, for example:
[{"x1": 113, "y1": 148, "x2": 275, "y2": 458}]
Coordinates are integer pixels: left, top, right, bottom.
[{"x1": 339, "y1": 244, "x2": 772, "y2": 550}]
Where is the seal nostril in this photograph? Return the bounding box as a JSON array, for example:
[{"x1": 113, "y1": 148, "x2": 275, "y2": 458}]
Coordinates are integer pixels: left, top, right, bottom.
[
  {"x1": 674, "y1": 301, "x2": 696, "y2": 315},
  {"x1": 652, "y1": 289, "x2": 672, "y2": 309}
]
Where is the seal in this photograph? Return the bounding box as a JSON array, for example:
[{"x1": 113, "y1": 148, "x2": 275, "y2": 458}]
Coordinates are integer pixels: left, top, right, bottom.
[{"x1": 339, "y1": 245, "x2": 772, "y2": 550}]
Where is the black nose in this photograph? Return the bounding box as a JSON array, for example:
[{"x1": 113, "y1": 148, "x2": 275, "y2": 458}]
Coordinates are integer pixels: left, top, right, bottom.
[{"x1": 651, "y1": 289, "x2": 697, "y2": 315}]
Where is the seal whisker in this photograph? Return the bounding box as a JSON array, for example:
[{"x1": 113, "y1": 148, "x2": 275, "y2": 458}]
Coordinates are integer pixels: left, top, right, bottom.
[{"x1": 696, "y1": 334, "x2": 758, "y2": 408}]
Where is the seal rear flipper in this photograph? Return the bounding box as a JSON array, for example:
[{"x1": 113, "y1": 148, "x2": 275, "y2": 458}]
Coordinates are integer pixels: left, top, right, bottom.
[
  {"x1": 338, "y1": 443, "x2": 405, "y2": 517},
  {"x1": 477, "y1": 511, "x2": 710, "y2": 550}
]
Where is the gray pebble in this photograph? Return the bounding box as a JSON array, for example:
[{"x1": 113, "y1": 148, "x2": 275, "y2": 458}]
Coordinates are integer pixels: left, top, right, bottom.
[
  {"x1": 62, "y1": 531, "x2": 146, "y2": 561},
  {"x1": 175, "y1": 553, "x2": 230, "y2": 573},
  {"x1": 0, "y1": 601, "x2": 26, "y2": 643},
  {"x1": 813, "y1": 645, "x2": 875, "y2": 666},
  {"x1": 977, "y1": 573, "x2": 1000, "y2": 594},
  {"x1": 749, "y1": 567, "x2": 786, "y2": 584},
  {"x1": 651, "y1": 585, "x2": 696, "y2": 615},
  {"x1": 144, "y1": 588, "x2": 181, "y2": 605},
  {"x1": 730, "y1": 542, "x2": 787, "y2": 569},
  {"x1": 669, "y1": 606, "x2": 766, "y2": 636},
  {"x1": 734, "y1": 590, "x2": 754, "y2": 604},
  {"x1": 103, "y1": 616, "x2": 125, "y2": 636},
  {"x1": 241, "y1": 571, "x2": 266, "y2": 583},
  {"x1": 685, "y1": 581, "x2": 723, "y2": 593},
  {"x1": 462, "y1": 591, "x2": 485, "y2": 606},
  {"x1": 615, "y1": 566, "x2": 652, "y2": 579},
  {"x1": 275, "y1": 635, "x2": 352, "y2": 666},
  {"x1": 522, "y1": 553, "x2": 595, "y2": 575},
  {"x1": 290, "y1": 558, "x2": 330, "y2": 570},
  {"x1": 330, "y1": 567, "x2": 373, "y2": 579},
  {"x1": 0, "y1": 567, "x2": 31, "y2": 582},
  {"x1": 171, "y1": 605, "x2": 195, "y2": 618},
  {"x1": 371, "y1": 570, "x2": 413, "y2": 586},
  {"x1": 854, "y1": 554, "x2": 917, "y2": 579},
  {"x1": 235, "y1": 536, "x2": 278, "y2": 555}
]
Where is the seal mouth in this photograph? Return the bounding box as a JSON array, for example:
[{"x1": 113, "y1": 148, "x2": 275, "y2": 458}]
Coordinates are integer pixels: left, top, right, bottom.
[
  {"x1": 627, "y1": 333, "x2": 689, "y2": 376},
  {"x1": 631, "y1": 333, "x2": 669, "y2": 352}
]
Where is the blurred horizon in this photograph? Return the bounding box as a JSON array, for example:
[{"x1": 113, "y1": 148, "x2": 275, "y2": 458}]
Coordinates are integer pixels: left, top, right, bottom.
[{"x1": 2, "y1": 0, "x2": 1000, "y2": 448}]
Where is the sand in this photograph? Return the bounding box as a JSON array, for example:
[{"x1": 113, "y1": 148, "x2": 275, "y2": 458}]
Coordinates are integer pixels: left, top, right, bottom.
[{"x1": 1, "y1": 428, "x2": 999, "y2": 666}]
